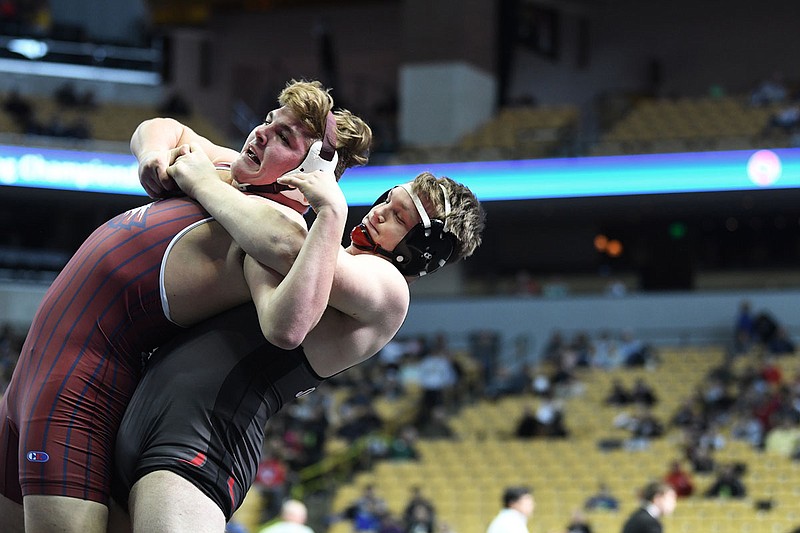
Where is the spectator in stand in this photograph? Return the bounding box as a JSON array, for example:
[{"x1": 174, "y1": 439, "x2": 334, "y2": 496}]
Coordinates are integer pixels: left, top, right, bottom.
[
  {"x1": 415, "y1": 333, "x2": 458, "y2": 426},
  {"x1": 515, "y1": 404, "x2": 539, "y2": 439},
  {"x1": 753, "y1": 311, "x2": 781, "y2": 348},
  {"x1": 606, "y1": 378, "x2": 632, "y2": 406},
  {"x1": 569, "y1": 331, "x2": 592, "y2": 367},
  {"x1": 377, "y1": 514, "x2": 404, "y2": 533},
  {"x1": 664, "y1": 460, "x2": 694, "y2": 498},
  {"x1": 336, "y1": 402, "x2": 383, "y2": 443},
  {"x1": 704, "y1": 463, "x2": 747, "y2": 499},
  {"x1": 341, "y1": 484, "x2": 389, "y2": 532},
  {"x1": 417, "y1": 405, "x2": 456, "y2": 440},
  {"x1": 618, "y1": 330, "x2": 647, "y2": 367},
  {"x1": 253, "y1": 447, "x2": 290, "y2": 522},
  {"x1": 535, "y1": 394, "x2": 568, "y2": 438},
  {"x1": 541, "y1": 330, "x2": 566, "y2": 366},
  {"x1": 584, "y1": 482, "x2": 619, "y2": 512},
  {"x1": 686, "y1": 440, "x2": 716, "y2": 473},
  {"x1": 589, "y1": 330, "x2": 621, "y2": 370},
  {"x1": 750, "y1": 72, "x2": 789, "y2": 106},
  {"x1": 404, "y1": 503, "x2": 435, "y2": 533},
  {"x1": 3, "y1": 87, "x2": 32, "y2": 127},
  {"x1": 729, "y1": 408, "x2": 765, "y2": 449},
  {"x1": 763, "y1": 415, "x2": 800, "y2": 458},
  {"x1": 631, "y1": 378, "x2": 658, "y2": 407},
  {"x1": 485, "y1": 361, "x2": 531, "y2": 400},
  {"x1": 387, "y1": 425, "x2": 420, "y2": 461},
  {"x1": 768, "y1": 327, "x2": 796, "y2": 355},
  {"x1": 402, "y1": 486, "x2": 436, "y2": 530},
  {"x1": 760, "y1": 356, "x2": 783, "y2": 386},
  {"x1": 616, "y1": 404, "x2": 664, "y2": 450},
  {"x1": 670, "y1": 396, "x2": 704, "y2": 429},
  {"x1": 733, "y1": 300, "x2": 755, "y2": 355},
  {"x1": 563, "y1": 509, "x2": 593, "y2": 533},
  {"x1": 258, "y1": 499, "x2": 315, "y2": 533}
]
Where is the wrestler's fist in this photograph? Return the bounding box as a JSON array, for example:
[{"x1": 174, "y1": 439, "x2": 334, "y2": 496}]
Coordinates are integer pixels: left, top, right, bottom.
[
  {"x1": 166, "y1": 143, "x2": 223, "y2": 199},
  {"x1": 138, "y1": 145, "x2": 189, "y2": 198},
  {"x1": 277, "y1": 169, "x2": 346, "y2": 217}
]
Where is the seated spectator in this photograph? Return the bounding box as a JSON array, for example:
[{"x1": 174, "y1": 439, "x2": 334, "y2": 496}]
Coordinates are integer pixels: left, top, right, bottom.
[
  {"x1": 584, "y1": 482, "x2": 619, "y2": 511},
  {"x1": 485, "y1": 362, "x2": 530, "y2": 400},
  {"x1": 704, "y1": 463, "x2": 747, "y2": 499},
  {"x1": 605, "y1": 378, "x2": 631, "y2": 406},
  {"x1": 618, "y1": 330, "x2": 648, "y2": 367},
  {"x1": 418, "y1": 405, "x2": 456, "y2": 440},
  {"x1": 687, "y1": 444, "x2": 716, "y2": 473},
  {"x1": 404, "y1": 503, "x2": 435, "y2": 533},
  {"x1": 670, "y1": 396, "x2": 703, "y2": 429},
  {"x1": 589, "y1": 331, "x2": 621, "y2": 370},
  {"x1": 753, "y1": 312, "x2": 780, "y2": 347},
  {"x1": 4, "y1": 87, "x2": 32, "y2": 124},
  {"x1": 614, "y1": 405, "x2": 664, "y2": 452},
  {"x1": 402, "y1": 486, "x2": 436, "y2": 529},
  {"x1": 564, "y1": 509, "x2": 593, "y2": 533},
  {"x1": 630, "y1": 378, "x2": 657, "y2": 406},
  {"x1": 729, "y1": 409, "x2": 765, "y2": 449},
  {"x1": 768, "y1": 327, "x2": 796, "y2": 355},
  {"x1": 253, "y1": 447, "x2": 290, "y2": 522},
  {"x1": 336, "y1": 403, "x2": 383, "y2": 442},
  {"x1": 763, "y1": 415, "x2": 800, "y2": 457},
  {"x1": 664, "y1": 460, "x2": 694, "y2": 498},
  {"x1": 733, "y1": 300, "x2": 755, "y2": 355},
  {"x1": 387, "y1": 425, "x2": 420, "y2": 461},
  {"x1": 515, "y1": 405, "x2": 539, "y2": 438},
  {"x1": 534, "y1": 395, "x2": 568, "y2": 438},
  {"x1": 750, "y1": 72, "x2": 788, "y2": 106},
  {"x1": 767, "y1": 102, "x2": 800, "y2": 134},
  {"x1": 339, "y1": 484, "x2": 390, "y2": 532}
]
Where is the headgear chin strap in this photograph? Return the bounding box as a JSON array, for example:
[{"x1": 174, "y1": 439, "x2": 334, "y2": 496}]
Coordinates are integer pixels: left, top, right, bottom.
[
  {"x1": 237, "y1": 112, "x2": 339, "y2": 206},
  {"x1": 351, "y1": 183, "x2": 456, "y2": 277}
]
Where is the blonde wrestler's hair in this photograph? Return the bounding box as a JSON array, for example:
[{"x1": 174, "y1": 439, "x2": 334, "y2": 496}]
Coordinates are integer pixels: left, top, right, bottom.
[{"x1": 278, "y1": 79, "x2": 372, "y2": 180}]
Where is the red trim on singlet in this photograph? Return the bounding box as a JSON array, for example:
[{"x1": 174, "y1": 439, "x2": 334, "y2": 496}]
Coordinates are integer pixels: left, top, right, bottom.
[
  {"x1": 227, "y1": 476, "x2": 236, "y2": 509},
  {"x1": 178, "y1": 452, "x2": 207, "y2": 467}
]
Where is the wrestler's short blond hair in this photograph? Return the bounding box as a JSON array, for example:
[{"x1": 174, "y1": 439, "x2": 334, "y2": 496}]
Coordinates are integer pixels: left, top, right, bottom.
[{"x1": 278, "y1": 79, "x2": 372, "y2": 180}]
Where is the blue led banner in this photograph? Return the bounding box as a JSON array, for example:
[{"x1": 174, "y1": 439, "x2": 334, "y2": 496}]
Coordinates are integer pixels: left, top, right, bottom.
[{"x1": 1, "y1": 144, "x2": 798, "y2": 206}]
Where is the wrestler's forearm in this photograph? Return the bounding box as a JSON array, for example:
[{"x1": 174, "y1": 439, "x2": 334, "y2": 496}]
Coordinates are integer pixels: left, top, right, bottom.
[
  {"x1": 190, "y1": 173, "x2": 307, "y2": 274},
  {"x1": 254, "y1": 205, "x2": 346, "y2": 347}
]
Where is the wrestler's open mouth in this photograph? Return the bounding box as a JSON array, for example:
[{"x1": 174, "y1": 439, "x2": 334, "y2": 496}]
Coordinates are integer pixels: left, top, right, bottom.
[{"x1": 246, "y1": 146, "x2": 260, "y2": 165}]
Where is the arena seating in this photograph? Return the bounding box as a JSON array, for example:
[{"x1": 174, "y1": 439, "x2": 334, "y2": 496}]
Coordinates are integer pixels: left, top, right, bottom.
[
  {"x1": 591, "y1": 96, "x2": 788, "y2": 156},
  {"x1": 324, "y1": 346, "x2": 800, "y2": 533}
]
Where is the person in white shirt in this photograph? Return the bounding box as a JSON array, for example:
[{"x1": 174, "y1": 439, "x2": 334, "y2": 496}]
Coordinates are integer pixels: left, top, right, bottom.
[
  {"x1": 258, "y1": 499, "x2": 315, "y2": 533},
  {"x1": 486, "y1": 486, "x2": 535, "y2": 533}
]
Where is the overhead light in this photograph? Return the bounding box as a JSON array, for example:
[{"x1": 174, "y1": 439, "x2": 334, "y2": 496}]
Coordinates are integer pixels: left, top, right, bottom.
[{"x1": 8, "y1": 39, "x2": 49, "y2": 60}]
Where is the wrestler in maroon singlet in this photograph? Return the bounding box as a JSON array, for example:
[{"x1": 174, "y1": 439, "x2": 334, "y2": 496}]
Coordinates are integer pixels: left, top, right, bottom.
[{"x1": 0, "y1": 196, "x2": 211, "y2": 504}]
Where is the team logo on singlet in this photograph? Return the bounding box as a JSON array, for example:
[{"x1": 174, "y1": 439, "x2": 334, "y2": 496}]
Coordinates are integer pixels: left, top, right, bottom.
[
  {"x1": 295, "y1": 387, "x2": 316, "y2": 398},
  {"x1": 26, "y1": 451, "x2": 49, "y2": 463},
  {"x1": 109, "y1": 204, "x2": 152, "y2": 230}
]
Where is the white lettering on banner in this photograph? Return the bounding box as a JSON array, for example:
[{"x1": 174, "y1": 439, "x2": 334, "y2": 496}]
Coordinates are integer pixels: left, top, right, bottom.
[
  {"x1": 12, "y1": 152, "x2": 139, "y2": 193},
  {"x1": 0, "y1": 156, "x2": 18, "y2": 184}
]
